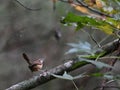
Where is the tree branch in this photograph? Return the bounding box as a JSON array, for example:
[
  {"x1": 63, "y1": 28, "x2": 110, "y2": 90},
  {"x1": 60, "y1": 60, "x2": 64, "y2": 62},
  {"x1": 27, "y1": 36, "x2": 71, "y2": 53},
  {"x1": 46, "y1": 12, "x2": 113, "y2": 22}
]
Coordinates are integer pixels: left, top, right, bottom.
[
  {"x1": 13, "y1": 0, "x2": 41, "y2": 11},
  {"x1": 6, "y1": 39, "x2": 120, "y2": 90},
  {"x1": 6, "y1": 58, "x2": 87, "y2": 90},
  {"x1": 75, "y1": 0, "x2": 114, "y2": 18},
  {"x1": 100, "y1": 39, "x2": 120, "y2": 56}
]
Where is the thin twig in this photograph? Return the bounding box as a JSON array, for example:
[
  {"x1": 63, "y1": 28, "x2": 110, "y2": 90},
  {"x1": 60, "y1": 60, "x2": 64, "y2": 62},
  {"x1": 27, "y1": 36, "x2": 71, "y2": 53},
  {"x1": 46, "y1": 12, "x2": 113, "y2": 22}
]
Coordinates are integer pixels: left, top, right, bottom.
[
  {"x1": 94, "y1": 35, "x2": 110, "y2": 48},
  {"x1": 93, "y1": 86, "x2": 120, "y2": 90},
  {"x1": 99, "y1": 56, "x2": 120, "y2": 60},
  {"x1": 72, "y1": 80, "x2": 79, "y2": 90},
  {"x1": 58, "y1": 0, "x2": 72, "y2": 3},
  {"x1": 81, "y1": 29, "x2": 101, "y2": 48},
  {"x1": 13, "y1": 0, "x2": 41, "y2": 11}
]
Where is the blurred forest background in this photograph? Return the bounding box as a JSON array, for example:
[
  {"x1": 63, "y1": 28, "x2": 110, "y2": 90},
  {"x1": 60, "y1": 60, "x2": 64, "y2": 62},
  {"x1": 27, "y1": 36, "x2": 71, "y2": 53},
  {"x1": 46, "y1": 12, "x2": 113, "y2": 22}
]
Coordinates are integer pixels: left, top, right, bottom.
[{"x1": 0, "y1": 0, "x2": 119, "y2": 90}]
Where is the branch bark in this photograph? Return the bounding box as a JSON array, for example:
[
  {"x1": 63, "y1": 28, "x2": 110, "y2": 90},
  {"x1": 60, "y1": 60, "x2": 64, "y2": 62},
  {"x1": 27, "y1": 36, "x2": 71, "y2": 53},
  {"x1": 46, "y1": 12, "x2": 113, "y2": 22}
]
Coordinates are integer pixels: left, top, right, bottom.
[
  {"x1": 6, "y1": 58, "x2": 87, "y2": 90},
  {"x1": 75, "y1": 0, "x2": 114, "y2": 18},
  {"x1": 6, "y1": 39, "x2": 120, "y2": 90},
  {"x1": 59, "y1": 0, "x2": 114, "y2": 18}
]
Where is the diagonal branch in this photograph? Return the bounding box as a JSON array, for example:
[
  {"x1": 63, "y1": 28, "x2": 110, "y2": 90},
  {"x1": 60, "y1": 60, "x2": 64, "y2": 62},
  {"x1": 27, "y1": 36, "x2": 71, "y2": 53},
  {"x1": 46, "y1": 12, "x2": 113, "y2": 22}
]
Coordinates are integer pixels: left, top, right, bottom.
[
  {"x1": 6, "y1": 58, "x2": 88, "y2": 90},
  {"x1": 13, "y1": 0, "x2": 41, "y2": 11},
  {"x1": 59, "y1": 0, "x2": 114, "y2": 18},
  {"x1": 75, "y1": 0, "x2": 114, "y2": 18},
  {"x1": 6, "y1": 39, "x2": 120, "y2": 90}
]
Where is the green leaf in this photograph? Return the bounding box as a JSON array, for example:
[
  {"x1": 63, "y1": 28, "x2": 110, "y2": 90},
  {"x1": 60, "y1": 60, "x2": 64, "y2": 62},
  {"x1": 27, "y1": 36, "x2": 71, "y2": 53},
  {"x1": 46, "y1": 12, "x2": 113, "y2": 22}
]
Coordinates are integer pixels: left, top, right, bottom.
[
  {"x1": 61, "y1": 12, "x2": 116, "y2": 34},
  {"x1": 51, "y1": 71, "x2": 73, "y2": 80},
  {"x1": 62, "y1": 71, "x2": 73, "y2": 80},
  {"x1": 51, "y1": 71, "x2": 86, "y2": 80},
  {"x1": 90, "y1": 72, "x2": 104, "y2": 77},
  {"x1": 77, "y1": 51, "x2": 106, "y2": 59},
  {"x1": 78, "y1": 57, "x2": 113, "y2": 69},
  {"x1": 61, "y1": 12, "x2": 100, "y2": 29}
]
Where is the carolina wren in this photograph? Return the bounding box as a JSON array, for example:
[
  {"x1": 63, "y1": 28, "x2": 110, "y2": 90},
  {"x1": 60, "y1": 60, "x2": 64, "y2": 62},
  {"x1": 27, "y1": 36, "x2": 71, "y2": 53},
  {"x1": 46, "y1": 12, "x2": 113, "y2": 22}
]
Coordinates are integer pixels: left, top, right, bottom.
[{"x1": 22, "y1": 53, "x2": 44, "y2": 72}]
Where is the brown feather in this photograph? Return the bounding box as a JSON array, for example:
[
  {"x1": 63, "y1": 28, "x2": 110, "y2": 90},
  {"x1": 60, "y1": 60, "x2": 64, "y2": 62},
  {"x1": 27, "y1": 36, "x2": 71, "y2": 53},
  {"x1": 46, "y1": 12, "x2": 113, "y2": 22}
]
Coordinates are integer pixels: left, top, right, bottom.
[{"x1": 22, "y1": 53, "x2": 31, "y2": 65}]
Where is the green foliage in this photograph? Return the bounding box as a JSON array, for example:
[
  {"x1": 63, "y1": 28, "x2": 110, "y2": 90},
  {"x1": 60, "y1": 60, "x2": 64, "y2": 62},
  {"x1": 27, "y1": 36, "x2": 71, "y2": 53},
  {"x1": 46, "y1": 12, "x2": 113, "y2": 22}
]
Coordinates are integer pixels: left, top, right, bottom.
[
  {"x1": 61, "y1": 12, "x2": 101, "y2": 30},
  {"x1": 61, "y1": 12, "x2": 118, "y2": 34},
  {"x1": 52, "y1": 71, "x2": 120, "y2": 89},
  {"x1": 52, "y1": 71, "x2": 86, "y2": 80},
  {"x1": 78, "y1": 57, "x2": 113, "y2": 69},
  {"x1": 52, "y1": 71, "x2": 86, "y2": 90},
  {"x1": 90, "y1": 72, "x2": 104, "y2": 77},
  {"x1": 60, "y1": 0, "x2": 120, "y2": 89},
  {"x1": 66, "y1": 40, "x2": 113, "y2": 69},
  {"x1": 52, "y1": 71, "x2": 120, "y2": 81},
  {"x1": 78, "y1": 51, "x2": 106, "y2": 60}
]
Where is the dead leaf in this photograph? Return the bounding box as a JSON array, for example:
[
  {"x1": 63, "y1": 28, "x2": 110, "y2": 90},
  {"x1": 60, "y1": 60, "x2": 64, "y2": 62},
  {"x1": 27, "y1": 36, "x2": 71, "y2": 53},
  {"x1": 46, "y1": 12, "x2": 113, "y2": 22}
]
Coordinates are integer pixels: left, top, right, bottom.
[
  {"x1": 96, "y1": 0, "x2": 103, "y2": 8},
  {"x1": 71, "y1": 3, "x2": 90, "y2": 14}
]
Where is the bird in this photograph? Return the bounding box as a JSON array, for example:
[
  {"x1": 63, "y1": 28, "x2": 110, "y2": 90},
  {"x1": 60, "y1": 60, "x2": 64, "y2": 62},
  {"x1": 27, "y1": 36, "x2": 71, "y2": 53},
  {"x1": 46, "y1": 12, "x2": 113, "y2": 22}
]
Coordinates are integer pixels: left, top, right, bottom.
[{"x1": 22, "y1": 53, "x2": 44, "y2": 72}]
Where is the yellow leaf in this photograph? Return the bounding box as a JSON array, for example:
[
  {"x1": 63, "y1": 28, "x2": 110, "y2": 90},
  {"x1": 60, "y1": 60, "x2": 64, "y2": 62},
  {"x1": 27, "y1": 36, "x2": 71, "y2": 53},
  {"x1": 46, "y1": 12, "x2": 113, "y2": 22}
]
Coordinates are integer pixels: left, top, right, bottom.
[
  {"x1": 98, "y1": 25, "x2": 113, "y2": 35},
  {"x1": 117, "y1": 25, "x2": 120, "y2": 29},
  {"x1": 84, "y1": 0, "x2": 96, "y2": 6},
  {"x1": 96, "y1": 0, "x2": 103, "y2": 8},
  {"x1": 71, "y1": 4, "x2": 90, "y2": 14}
]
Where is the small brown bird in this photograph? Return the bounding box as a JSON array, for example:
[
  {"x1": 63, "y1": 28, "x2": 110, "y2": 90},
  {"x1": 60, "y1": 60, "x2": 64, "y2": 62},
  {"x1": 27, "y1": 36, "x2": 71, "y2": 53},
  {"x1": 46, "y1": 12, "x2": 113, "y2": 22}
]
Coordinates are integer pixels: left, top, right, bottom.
[{"x1": 22, "y1": 53, "x2": 44, "y2": 72}]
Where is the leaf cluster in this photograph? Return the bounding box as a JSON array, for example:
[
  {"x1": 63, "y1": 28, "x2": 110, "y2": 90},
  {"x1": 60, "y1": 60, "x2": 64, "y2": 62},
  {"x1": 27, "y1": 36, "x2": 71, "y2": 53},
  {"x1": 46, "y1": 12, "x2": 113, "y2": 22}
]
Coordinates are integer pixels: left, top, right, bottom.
[{"x1": 61, "y1": 12, "x2": 119, "y2": 34}]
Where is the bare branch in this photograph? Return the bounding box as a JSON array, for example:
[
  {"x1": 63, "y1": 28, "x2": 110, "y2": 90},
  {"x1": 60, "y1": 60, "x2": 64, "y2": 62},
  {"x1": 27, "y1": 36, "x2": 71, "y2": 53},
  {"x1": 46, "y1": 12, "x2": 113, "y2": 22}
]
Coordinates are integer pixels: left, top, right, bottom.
[
  {"x1": 13, "y1": 0, "x2": 41, "y2": 11},
  {"x1": 93, "y1": 85, "x2": 120, "y2": 90},
  {"x1": 101, "y1": 39, "x2": 120, "y2": 55},
  {"x1": 6, "y1": 58, "x2": 88, "y2": 90},
  {"x1": 75, "y1": 0, "x2": 114, "y2": 18}
]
